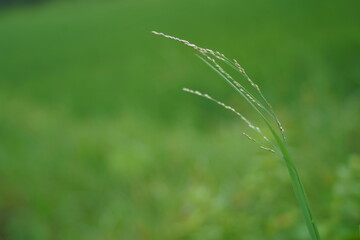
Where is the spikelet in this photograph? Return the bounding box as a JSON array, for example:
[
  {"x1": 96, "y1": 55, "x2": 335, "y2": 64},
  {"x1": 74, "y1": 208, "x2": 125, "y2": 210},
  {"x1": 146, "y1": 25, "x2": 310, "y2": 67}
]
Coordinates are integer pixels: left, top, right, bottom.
[
  {"x1": 182, "y1": 88, "x2": 253, "y2": 128},
  {"x1": 152, "y1": 31, "x2": 233, "y2": 80},
  {"x1": 259, "y1": 146, "x2": 276, "y2": 153},
  {"x1": 242, "y1": 132, "x2": 275, "y2": 153},
  {"x1": 182, "y1": 88, "x2": 272, "y2": 147},
  {"x1": 233, "y1": 59, "x2": 286, "y2": 141}
]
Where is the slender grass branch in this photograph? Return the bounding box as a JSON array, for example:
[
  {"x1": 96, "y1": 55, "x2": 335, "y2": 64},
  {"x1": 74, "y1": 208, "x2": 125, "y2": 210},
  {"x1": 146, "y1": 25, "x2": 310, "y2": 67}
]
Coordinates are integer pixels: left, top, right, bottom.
[{"x1": 152, "y1": 31, "x2": 320, "y2": 240}]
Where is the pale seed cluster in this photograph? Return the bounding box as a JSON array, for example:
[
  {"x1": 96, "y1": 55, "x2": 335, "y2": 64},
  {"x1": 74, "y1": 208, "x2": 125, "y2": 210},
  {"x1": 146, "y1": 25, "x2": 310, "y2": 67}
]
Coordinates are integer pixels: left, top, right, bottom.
[{"x1": 153, "y1": 31, "x2": 286, "y2": 153}]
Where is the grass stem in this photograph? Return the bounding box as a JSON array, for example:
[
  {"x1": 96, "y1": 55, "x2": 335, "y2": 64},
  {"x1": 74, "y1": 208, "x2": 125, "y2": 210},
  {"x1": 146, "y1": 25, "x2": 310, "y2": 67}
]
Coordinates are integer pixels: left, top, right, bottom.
[{"x1": 153, "y1": 31, "x2": 321, "y2": 239}]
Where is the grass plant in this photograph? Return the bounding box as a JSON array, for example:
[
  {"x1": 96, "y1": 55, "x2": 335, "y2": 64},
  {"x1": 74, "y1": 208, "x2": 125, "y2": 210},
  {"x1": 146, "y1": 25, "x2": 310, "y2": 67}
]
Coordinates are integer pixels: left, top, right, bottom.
[{"x1": 152, "y1": 31, "x2": 321, "y2": 240}]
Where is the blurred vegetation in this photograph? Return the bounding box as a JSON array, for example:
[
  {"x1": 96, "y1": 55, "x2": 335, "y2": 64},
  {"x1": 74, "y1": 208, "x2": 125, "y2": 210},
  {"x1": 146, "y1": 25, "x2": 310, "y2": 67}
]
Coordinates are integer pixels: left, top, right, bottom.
[{"x1": 0, "y1": 0, "x2": 359, "y2": 239}]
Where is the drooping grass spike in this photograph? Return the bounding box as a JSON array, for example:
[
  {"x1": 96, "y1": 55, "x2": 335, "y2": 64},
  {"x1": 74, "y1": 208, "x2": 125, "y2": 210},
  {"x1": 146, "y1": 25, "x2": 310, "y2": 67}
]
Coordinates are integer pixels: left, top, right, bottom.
[{"x1": 152, "y1": 31, "x2": 320, "y2": 240}]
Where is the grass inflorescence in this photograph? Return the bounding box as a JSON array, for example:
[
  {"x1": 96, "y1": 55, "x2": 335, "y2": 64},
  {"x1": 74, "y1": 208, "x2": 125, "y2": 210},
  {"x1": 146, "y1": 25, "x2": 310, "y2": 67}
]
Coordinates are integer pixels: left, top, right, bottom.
[{"x1": 152, "y1": 30, "x2": 321, "y2": 240}]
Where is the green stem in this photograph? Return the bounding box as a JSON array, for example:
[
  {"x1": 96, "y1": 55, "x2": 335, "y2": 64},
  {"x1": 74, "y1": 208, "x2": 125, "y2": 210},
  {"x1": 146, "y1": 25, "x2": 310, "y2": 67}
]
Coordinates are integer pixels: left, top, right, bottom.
[{"x1": 275, "y1": 133, "x2": 320, "y2": 240}]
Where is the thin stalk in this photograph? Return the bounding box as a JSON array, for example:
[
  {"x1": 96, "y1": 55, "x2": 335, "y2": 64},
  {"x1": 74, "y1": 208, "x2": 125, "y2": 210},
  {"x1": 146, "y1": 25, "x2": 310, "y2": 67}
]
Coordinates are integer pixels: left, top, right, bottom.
[
  {"x1": 200, "y1": 53, "x2": 321, "y2": 239},
  {"x1": 152, "y1": 31, "x2": 321, "y2": 240},
  {"x1": 270, "y1": 128, "x2": 320, "y2": 240}
]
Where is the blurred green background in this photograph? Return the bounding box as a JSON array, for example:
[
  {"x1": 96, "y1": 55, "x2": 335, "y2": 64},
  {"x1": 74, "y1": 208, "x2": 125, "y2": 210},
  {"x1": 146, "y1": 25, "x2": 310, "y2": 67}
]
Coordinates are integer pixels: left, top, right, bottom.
[{"x1": 0, "y1": 0, "x2": 359, "y2": 239}]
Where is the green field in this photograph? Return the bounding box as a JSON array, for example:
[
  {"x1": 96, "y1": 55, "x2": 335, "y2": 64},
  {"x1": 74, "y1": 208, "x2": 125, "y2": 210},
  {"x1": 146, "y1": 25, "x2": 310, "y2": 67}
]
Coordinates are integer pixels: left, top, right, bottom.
[{"x1": 0, "y1": 0, "x2": 359, "y2": 239}]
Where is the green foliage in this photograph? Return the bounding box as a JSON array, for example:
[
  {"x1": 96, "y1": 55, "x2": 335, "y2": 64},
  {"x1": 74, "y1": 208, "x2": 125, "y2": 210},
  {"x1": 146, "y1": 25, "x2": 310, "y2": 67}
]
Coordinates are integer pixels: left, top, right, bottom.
[{"x1": 0, "y1": 0, "x2": 359, "y2": 239}]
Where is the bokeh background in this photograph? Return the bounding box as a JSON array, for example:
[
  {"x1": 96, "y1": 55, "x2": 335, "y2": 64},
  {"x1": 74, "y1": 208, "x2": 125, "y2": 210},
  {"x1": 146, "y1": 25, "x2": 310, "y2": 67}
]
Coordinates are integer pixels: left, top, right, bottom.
[{"x1": 0, "y1": 0, "x2": 359, "y2": 239}]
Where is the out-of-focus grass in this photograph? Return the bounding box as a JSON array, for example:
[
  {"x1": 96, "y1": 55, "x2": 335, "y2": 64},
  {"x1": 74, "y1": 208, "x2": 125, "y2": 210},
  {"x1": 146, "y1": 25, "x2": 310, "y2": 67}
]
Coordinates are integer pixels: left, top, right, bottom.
[{"x1": 0, "y1": 0, "x2": 359, "y2": 239}]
